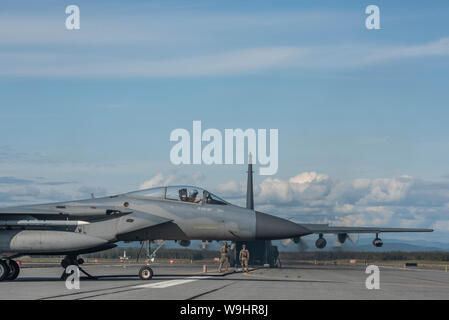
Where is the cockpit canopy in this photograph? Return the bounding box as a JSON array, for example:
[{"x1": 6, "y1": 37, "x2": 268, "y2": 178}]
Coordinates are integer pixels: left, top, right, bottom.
[{"x1": 127, "y1": 186, "x2": 228, "y2": 205}]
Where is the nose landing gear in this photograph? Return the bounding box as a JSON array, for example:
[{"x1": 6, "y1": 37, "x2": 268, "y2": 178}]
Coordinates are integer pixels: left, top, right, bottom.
[{"x1": 139, "y1": 266, "x2": 154, "y2": 280}]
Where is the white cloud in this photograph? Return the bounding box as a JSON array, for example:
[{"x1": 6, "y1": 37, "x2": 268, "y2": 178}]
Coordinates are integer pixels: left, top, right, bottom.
[
  {"x1": 289, "y1": 172, "x2": 329, "y2": 184},
  {"x1": 356, "y1": 175, "x2": 414, "y2": 205},
  {"x1": 335, "y1": 206, "x2": 395, "y2": 227},
  {"x1": 218, "y1": 172, "x2": 448, "y2": 230},
  {"x1": 0, "y1": 168, "x2": 446, "y2": 239},
  {"x1": 139, "y1": 173, "x2": 165, "y2": 189},
  {"x1": 4, "y1": 39, "x2": 448, "y2": 77},
  {"x1": 0, "y1": 179, "x2": 106, "y2": 207},
  {"x1": 0, "y1": 47, "x2": 305, "y2": 77},
  {"x1": 216, "y1": 180, "x2": 245, "y2": 198},
  {"x1": 358, "y1": 38, "x2": 449, "y2": 65},
  {"x1": 139, "y1": 171, "x2": 205, "y2": 190},
  {"x1": 433, "y1": 221, "x2": 449, "y2": 232},
  {"x1": 1, "y1": 27, "x2": 448, "y2": 78},
  {"x1": 0, "y1": 10, "x2": 349, "y2": 47},
  {"x1": 0, "y1": 5, "x2": 448, "y2": 78}
]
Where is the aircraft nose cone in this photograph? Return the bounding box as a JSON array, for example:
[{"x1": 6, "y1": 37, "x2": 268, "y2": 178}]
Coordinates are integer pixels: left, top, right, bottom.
[{"x1": 255, "y1": 211, "x2": 311, "y2": 240}]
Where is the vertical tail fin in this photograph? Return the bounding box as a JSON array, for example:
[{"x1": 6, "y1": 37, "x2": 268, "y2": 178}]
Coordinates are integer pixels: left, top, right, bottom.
[{"x1": 246, "y1": 152, "x2": 254, "y2": 210}]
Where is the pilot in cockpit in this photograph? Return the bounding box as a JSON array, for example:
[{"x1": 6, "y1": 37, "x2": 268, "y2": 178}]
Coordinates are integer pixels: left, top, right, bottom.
[
  {"x1": 188, "y1": 189, "x2": 201, "y2": 203},
  {"x1": 179, "y1": 188, "x2": 188, "y2": 201}
]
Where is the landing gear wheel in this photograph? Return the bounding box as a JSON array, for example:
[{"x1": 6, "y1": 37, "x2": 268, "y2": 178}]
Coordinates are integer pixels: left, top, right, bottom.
[
  {"x1": 139, "y1": 266, "x2": 153, "y2": 280},
  {"x1": 0, "y1": 260, "x2": 10, "y2": 282},
  {"x1": 6, "y1": 260, "x2": 20, "y2": 281}
]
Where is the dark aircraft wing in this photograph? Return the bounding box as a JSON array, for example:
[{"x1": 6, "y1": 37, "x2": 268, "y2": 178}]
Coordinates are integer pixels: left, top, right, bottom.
[
  {"x1": 0, "y1": 203, "x2": 133, "y2": 221},
  {"x1": 0, "y1": 203, "x2": 173, "y2": 230},
  {"x1": 301, "y1": 224, "x2": 433, "y2": 234}
]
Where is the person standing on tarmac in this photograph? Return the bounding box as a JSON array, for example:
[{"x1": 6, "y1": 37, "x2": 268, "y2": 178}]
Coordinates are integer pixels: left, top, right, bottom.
[
  {"x1": 239, "y1": 244, "x2": 250, "y2": 273},
  {"x1": 218, "y1": 241, "x2": 230, "y2": 273}
]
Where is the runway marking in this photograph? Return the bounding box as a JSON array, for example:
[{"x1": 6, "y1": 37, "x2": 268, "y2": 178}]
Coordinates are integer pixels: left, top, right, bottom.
[
  {"x1": 38, "y1": 277, "x2": 213, "y2": 300},
  {"x1": 133, "y1": 276, "x2": 210, "y2": 289}
]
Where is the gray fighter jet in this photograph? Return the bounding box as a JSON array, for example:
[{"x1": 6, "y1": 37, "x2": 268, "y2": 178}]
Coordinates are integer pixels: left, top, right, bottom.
[{"x1": 0, "y1": 185, "x2": 432, "y2": 281}]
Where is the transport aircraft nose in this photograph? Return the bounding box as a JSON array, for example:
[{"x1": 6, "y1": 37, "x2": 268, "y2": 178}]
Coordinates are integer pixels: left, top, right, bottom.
[{"x1": 255, "y1": 211, "x2": 311, "y2": 240}]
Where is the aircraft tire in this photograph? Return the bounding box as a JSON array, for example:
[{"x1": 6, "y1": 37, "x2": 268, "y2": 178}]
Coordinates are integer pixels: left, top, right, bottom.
[
  {"x1": 6, "y1": 260, "x2": 20, "y2": 281},
  {"x1": 0, "y1": 260, "x2": 10, "y2": 281},
  {"x1": 139, "y1": 266, "x2": 153, "y2": 280}
]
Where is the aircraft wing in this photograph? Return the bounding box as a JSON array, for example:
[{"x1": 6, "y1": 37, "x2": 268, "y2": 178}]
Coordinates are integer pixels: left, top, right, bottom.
[{"x1": 301, "y1": 224, "x2": 433, "y2": 234}]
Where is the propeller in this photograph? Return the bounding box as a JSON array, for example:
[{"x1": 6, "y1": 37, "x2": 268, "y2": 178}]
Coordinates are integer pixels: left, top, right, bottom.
[
  {"x1": 281, "y1": 238, "x2": 292, "y2": 247},
  {"x1": 295, "y1": 237, "x2": 308, "y2": 251},
  {"x1": 281, "y1": 217, "x2": 310, "y2": 251},
  {"x1": 348, "y1": 233, "x2": 359, "y2": 244},
  {"x1": 334, "y1": 233, "x2": 359, "y2": 247},
  {"x1": 200, "y1": 240, "x2": 209, "y2": 250},
  {"x1": 281, "y1": 237, "x2": 308, "y2": 251}
]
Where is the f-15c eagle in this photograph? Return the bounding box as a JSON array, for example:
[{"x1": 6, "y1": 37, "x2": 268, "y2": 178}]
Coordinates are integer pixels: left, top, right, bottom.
[{"x1": 0, "y1": 185, "x2": 432, "y2": 281}]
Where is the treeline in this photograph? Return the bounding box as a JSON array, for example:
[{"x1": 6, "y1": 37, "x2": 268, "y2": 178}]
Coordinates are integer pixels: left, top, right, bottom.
[
  {"x1": 35, "y1": 249, "x2": 449, "y2": 262},
  {"x1": 279, "y1": 251, "x2": 449, "y2": 261}
]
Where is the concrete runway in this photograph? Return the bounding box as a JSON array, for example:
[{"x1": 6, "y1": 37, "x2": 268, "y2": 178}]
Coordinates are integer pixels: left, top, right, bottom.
[{"x1": 1, "y1": 262, "x2": 449, "y2": 300}]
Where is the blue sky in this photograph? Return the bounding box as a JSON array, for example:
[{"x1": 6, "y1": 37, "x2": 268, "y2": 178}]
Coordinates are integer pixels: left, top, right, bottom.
[{"x1": 1, "y1": 1, "x2": 449, "y2": 242}]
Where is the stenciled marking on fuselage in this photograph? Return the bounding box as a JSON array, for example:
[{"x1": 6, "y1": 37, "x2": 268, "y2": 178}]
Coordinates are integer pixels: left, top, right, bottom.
[{"x1": 194, "y1": 226, "x2": 219, "y2": 230}]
